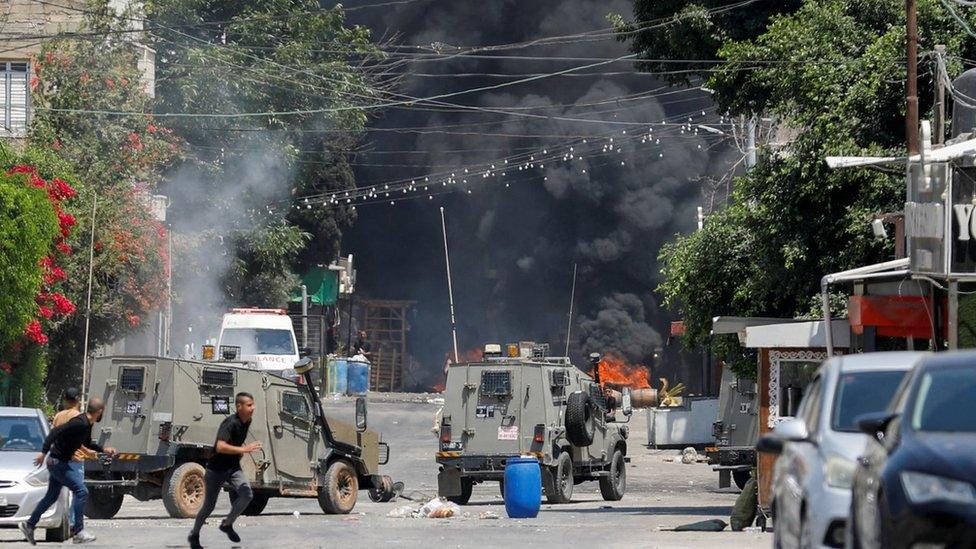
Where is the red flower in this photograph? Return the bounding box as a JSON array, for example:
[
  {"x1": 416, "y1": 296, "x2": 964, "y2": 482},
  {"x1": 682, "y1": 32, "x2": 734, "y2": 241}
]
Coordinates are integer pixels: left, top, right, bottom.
[
  {"x1": 7, "y1": 165, "x2": 36, "y2": 176},
  {"x1": 127, "y1": 314, "x2": 140, "y2": 327},
  {"x1": 38, "y1": 256, "x2": 53, "y2": 270},
  {"x1": 38, "y1": 306, "x2": 53, "y2": 319},
  {"x1": 57, "y1": 210, "x2": 76, "y2": 236},
  {"x1": 105, "y1": 78, "x2": 115, "y2": 89},
  {"x1": 50, "y1": 178, "x2": 76, "y2": 200},
  {"x1": 52, "y1": 139, "x2": 62, "y2": 151},
  {"x1": 23, "y1": 320, "x2": 48, "y2": 345},
  {"x1": 127, "y1": 132, "x2": 143, "y2": 152},
  {"x1": 56, "y1": 242, "x2": 72, "y2": 255},
  {"x1": 50, "y1": 293, "x2": 75, "y2": 316},
  {"x1": 29, "y1": 75, "x2": 39, "y2": 92},
  {"x1": 79, "y1": 72, "x2": 90, "y2": 85},
  {"x1": 146, "y1": 123, "x2": 157, "y2": 133},
  {"x1": 43, "y1": 266, "x2": 66, "y2": 285},
  {"x1": 43, "y1": 51, "x2": 55, "y2": 64}
]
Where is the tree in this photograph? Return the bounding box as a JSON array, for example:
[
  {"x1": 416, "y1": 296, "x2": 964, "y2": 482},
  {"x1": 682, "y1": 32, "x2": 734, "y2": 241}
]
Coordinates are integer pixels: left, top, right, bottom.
[
  {"x1": 623, "y1": 1, "x2": 976, "y2": 376},
  {"x1": 25, "y1": 3, "x2": 180, "y2": 396}
]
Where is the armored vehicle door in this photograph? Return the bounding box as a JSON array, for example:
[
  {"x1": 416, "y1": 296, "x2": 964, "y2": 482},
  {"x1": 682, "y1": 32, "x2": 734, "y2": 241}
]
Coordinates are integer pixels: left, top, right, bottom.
[
  {"x1": 101, "y1": 358, "x2": 160, "y2": 453},
  {"x1": 265, "y1": 381, "x2": 317, "y2": 486},
  {"x1": 460, "y1": 364, "x2": 523, "y2": 455}
]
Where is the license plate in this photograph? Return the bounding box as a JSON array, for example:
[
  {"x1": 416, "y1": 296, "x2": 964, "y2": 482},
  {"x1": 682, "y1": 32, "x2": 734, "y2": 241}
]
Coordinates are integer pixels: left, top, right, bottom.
[{"x1": 497, "y1": 426, "x2": 518, "y2": 440}]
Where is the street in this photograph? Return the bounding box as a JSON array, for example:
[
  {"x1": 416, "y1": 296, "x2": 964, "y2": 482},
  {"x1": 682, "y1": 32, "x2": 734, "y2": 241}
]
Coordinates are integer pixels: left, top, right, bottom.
[{"x1": 0, "y1": 395, "x2": 769, "y2": 548}]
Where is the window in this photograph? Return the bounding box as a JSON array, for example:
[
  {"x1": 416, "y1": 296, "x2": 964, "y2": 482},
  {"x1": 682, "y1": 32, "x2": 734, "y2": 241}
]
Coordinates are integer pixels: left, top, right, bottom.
[
  {"x1": 911, "y1": 367, "x2": 976, "y2": 432},
  {"x1": 281, "y1": 392, "x2": 309, "y2": 418},
  {"x1": 831, "y1": 370, "x2": 907, "y2": 432},
  {"x1": 119, "y1": 366, "x2": 146, "y2": 393},
  {"x1": 800, "y1": 378, "x2": 823, "y2": 432},
  {"x1": 201, "y1": 368, "x2": 235, "y2": 387},
  {"x1": 0, "y1": 416, "x2": 44, "y2": 452},
  {"x1": 219, "y1": 328, "x2": 295, "y2": 355},
  {"x1": 0, "y1": 62, "x2": 29, "y2": 136}
]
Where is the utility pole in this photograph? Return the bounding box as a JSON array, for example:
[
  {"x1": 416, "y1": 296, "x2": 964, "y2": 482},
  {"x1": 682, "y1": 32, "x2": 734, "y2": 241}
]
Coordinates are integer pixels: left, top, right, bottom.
[
  {"x1": 935, "y1": 44, "x2": 947, "y2": 145},
  {"x1": 906, "y1": 0, "x2": 920, "y2": 154}
]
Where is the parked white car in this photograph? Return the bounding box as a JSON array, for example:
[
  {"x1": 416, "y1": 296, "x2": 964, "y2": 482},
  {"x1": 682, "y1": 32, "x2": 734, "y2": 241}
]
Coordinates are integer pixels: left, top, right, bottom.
[
  {"x1": 0, "y1": 407, "x2": 70, "y2": 541},
  {"x1": 759, "y1": 352, "x2": 924, "y2": 549}
]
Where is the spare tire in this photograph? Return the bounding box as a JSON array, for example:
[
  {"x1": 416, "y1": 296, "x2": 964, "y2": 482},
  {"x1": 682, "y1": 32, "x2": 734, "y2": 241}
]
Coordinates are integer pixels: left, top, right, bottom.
[{"x1": 565, "y1": 391, "x2": 595, "y2": 446}]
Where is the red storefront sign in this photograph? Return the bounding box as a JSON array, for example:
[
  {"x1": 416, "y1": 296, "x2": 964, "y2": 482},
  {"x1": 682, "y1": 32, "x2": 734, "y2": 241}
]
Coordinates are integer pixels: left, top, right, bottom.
[{"x1": 848, "y1": 295, "x2": 946, "y2": 339}]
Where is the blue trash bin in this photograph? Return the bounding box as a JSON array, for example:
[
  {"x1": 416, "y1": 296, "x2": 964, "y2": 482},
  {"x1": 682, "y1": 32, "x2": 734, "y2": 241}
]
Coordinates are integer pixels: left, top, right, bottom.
[
  {"x1": 327, "y1": 359, "x2": 348, "y2": 395},
  {"x1": 504, "y1": 456, "x2": 542, "y2": 518},
  {"x1": 347, "y1": 360, "x2": 370, "y2": 395}
]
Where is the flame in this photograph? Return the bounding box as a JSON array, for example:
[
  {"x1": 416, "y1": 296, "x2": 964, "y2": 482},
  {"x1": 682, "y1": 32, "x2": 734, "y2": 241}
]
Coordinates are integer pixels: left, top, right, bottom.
[
  {"x1": 430, "y1": 348, "x2": 485, "y2": 392},
  {"x1": 592, "y1": 354, "x2": 651, "y2": 389}
]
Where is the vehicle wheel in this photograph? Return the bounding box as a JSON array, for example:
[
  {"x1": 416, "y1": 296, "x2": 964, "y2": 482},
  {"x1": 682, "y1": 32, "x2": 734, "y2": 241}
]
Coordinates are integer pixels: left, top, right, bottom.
[
  {"x1": 45, "y1": 512, "x2": 70, "y2": 542},
  {"x1": 85, "y1": 489, "x2": 124, "y2": 519},
  {"x1": 545, "y1": 452, "x2": 574, "y2": 504},
  {"x1": 162, "y1": 462, "x2": 207, "y2": 518},
  {"x1": 368, "y1": 475, "x2": 396, "y2": 503},
  {"x1": 317, "y1": 459, "x2": 359, "y2": 514},
  {"x1": 599, "y1": 448, "x2": 626, "y2": 501},
  {"x1": 229, "y1": 491, "x2": 270, "y2": 516},
  {"x1": 733, "y1": 469, "x2": 752, "y2": 491},
  {"x1": 445, "y1": 477, "x2": 472, "y2": 505},
  {"x1": 565, "y1": 392, "x2": 595, "y2": 447}
]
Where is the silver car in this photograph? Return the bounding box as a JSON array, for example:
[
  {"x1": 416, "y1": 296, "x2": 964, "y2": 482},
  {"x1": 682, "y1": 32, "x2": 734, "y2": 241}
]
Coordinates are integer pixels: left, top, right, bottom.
[
  {"x1": 762, "y1": 352, "x2": 924, "y2": 549},
  {"x1": 0, "y1": 407, "x2": 70, "y2": 541}
]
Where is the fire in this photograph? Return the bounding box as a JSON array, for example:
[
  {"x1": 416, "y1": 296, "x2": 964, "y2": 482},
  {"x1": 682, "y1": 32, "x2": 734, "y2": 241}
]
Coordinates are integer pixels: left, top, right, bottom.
[
  {"x1": 431, "y1": 348, "x2": 485, "y2": 392},
  {"x1": 593, "y1": 354, "x2": 651, "y2": 389}
]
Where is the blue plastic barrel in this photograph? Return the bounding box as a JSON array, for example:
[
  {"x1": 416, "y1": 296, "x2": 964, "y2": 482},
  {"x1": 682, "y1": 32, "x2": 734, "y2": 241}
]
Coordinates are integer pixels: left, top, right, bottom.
[
  {"x1": 327, "y1": 359, "x2": 348, "y2": 395},
  {"x1": 347, "y1": 360, "x2": 370, "y2": 395},
  {"x1": 504, "y1": 456, "x2": 541, "y2": 518}
]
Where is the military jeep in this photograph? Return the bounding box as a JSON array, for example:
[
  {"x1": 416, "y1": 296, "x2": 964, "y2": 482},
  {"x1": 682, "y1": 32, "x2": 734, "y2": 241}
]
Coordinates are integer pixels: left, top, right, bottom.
[
  {"x1": 436, "y1": 344, "x2": 640, "y2": 504},
  {"x1": 82, "y1": 355, "x2": 393, "y2": 519}
]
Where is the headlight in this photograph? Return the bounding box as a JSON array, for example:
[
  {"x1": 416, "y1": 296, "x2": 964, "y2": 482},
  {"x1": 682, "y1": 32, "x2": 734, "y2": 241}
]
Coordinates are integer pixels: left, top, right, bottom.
[
  {"x1": 901, "y1": 471, "x2": 976, "y2": 505},
  {"x1": 825, "y1": 455, "x2": 856, "y2": 489},
  {"x1": 23, "y1": 467, "x2": 48, "y2": 487}
]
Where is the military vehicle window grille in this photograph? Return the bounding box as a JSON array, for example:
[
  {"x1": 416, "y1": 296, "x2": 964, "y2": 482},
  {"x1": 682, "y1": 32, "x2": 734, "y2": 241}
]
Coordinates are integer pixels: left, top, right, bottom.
[
  {"x1": 588, "y1": 384, "x2": 607, "y2": 410},
  {"x1": 550, "y1": 369, "x2": 570, "y2": 387},
  {"x1": 282, "y1": 392, "x2": 309, "y2": 418},
  {"x1": 201, "y1": 368, "x2": 235, "y2": 387},
  {"x1": 480, "y1": 371, "x2": 512, "y2": 396},
  {"x1": 119, "y1": 367, "x2": 145, "y2": 393}
]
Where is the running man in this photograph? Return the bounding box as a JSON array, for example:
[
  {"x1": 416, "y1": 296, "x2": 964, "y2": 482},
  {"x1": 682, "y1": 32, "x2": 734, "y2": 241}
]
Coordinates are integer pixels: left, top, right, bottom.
[
  {"x1": 20, "y1": 396, "x2": 116, "y2": 545},
  {"x1": 188, "y1": 392, "x2": 262, "y2": 549}
]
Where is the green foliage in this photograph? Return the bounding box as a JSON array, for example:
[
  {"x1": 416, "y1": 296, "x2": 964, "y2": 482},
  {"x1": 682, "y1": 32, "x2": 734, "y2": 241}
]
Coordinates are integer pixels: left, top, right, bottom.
[
  {"x1": 628, "y1": 1, "x2": 976, "y2": 376},
  {"x1": 225, "y1": 222, "x2": 310, "y2": 307},
  {"x1": 9, "y1": 347, "x2": 50, "y2": 410},
  {"x1": 0, "y1": 171, "x2": 59, "y2": 348}
]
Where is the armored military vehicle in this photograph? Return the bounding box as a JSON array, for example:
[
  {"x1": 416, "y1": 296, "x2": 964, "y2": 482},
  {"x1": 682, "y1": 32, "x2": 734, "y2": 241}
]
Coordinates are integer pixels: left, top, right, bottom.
[
  {"x1": 82, "y1": 354, "x2": 393, "y2": 519},
  {"x1": 705, "y1": 366, "x2": 758, "y2": 489},
  {"x1": 436, "y1": 343, "x2": 659, "y2": 504}
]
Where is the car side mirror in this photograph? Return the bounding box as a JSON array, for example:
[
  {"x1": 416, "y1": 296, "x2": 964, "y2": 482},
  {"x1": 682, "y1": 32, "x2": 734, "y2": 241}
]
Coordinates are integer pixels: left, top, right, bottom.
[
  {"x1": 856, "y1": 412, "x2": 897, "y2": 442},
  {"x1": 756, "y1": 434, "x2": 785, "y2": 455},
  {"x1": 621, "y1": 388, "x2": 633, "y2": 417},
  {"x1": 355, "y1": 397, "x2": 368, "y2": 432},
  {"x1": 299, "y1": 347, "x2": 312, "y2": 358},
  {"x1": 774, "y1": 418, "x2": 810, "y2": 442}
]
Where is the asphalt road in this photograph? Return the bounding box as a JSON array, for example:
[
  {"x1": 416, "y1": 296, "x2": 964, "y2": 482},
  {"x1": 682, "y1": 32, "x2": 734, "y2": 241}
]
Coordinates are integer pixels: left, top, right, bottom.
[{"x1": 0, "y1": 394, "x2": 772, "y2": 548}]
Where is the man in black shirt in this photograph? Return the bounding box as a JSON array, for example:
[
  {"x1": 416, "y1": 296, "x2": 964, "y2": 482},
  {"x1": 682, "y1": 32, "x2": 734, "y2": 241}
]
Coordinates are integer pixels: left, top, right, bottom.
[
  {"x1": 188, "y1": 392, "x2": 262, "y2": 549},
  {"x1": 20, "y1": 396, "x2": 116, "y2": 545},
  {"x1": 354, "y1": 330, "x2": 372, "y2": 359}
]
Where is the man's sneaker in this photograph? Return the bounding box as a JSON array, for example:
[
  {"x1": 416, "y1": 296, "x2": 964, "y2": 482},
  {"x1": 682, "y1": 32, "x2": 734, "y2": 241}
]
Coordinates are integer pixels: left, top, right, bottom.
[
  {"x1": 188, "y1": 533, "x2": 203, "y2": 549},
  {"x1": 72, "y1": 529, "x2": 96, "y2": 544},
  {"x1": 19, "y1": 522, "x2": 35, "y2": 545},
  {"x1": 219, "y1": 522, "x2": 241, "y2": 543}
]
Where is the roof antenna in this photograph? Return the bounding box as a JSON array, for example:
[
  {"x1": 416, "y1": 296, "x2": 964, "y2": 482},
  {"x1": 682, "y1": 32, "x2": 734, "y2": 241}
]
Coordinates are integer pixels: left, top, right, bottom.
[
  {"x1": 564, "y1": 263, "x2": 578, "y2": 357},
  {"x1": 440, "y1": 207, "x2": 460, "y2": 364}
]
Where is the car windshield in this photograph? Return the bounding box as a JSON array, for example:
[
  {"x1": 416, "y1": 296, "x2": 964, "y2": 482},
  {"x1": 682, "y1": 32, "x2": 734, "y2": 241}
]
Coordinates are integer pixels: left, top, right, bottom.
[
  {"x1": 831, "y1": 370, "x2": 907, "y2": 432},
  {"x1": 0, "y1": 416, "x2": 45, "y2": 452},
  {"x1": 220, "y1": 328, "x2": 295, "y2": 355},
  {"x1": 911, "y1": 367, "x2": 976, "y2": 432}
]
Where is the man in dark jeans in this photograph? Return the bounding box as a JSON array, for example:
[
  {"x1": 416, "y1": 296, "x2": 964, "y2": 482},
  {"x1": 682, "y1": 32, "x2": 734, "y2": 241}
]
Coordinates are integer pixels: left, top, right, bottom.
[
  {"x1": 189, "y1": 392, "x2": 262, "y2": 549},
  {"x1": 20, "y1": 396, "x2": 116, "y2": 545}
]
